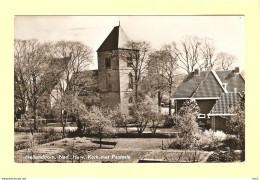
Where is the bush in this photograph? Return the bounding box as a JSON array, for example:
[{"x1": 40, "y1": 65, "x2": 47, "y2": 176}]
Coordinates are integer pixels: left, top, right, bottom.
[
  {"x1": 199, "y1": 129, "x2": 226, "y2": 150},
  {"x1": 222, "y1": 136, "x2": 240, "y2": 150},
  {"x1": 168, "y1": 137, "x2": 184, "y2": 149},
  {"x1": 207, "y1": 150, "x2": 237, "y2": 162}
]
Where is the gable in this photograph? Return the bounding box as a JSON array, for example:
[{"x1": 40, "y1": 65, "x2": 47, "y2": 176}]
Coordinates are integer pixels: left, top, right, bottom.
[
  {"x1": 173, "y1": 71, "x2": 208, "y2": 98},
  {"x1": 192, "y1": 71, "x2": 224, "y2": 98}
]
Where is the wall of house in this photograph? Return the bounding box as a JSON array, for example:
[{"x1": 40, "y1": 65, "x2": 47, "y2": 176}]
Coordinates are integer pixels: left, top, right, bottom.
[
  {"x1": 196, "y1": 99, "x2": 217, "y2": 114},
  {"x1": 209, "y1": 116, "x2": 227, "y2": 131}
]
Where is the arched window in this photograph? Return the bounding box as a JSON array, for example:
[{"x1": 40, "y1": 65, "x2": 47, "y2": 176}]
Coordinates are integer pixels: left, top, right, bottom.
[{"x1": 128, "y1": 73, "x2": 133, "y2": 89}]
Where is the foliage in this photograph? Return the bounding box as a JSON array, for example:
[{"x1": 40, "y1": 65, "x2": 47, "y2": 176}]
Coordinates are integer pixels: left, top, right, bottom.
[
  {"x1": 83, "y1": 106, "x2": 115, "y2": 147},
  {"x1": 222, "y1": 135, "x2": 241, "y2": 150},
  {"x1": 198, "y1": 129, "x2": 226, "y2": 151},
  {"x1": 226, "y1": 98, "x2": 245, "y2": 150},
  {"x1": 176, "y1": 100, "x2": 200, "y2": 149},
  {"x1": 148, "y1": 111, "x2": 164, "y2": 135},
  {"x1": 168, "y1": 136, "x2": 185, "y2": 149},
  {"x1": 207, "y1": 150, "x2": 237, "y2": 162},
  {"x1": 110, "y1": 106, "x2": 132, "y2": 133}
]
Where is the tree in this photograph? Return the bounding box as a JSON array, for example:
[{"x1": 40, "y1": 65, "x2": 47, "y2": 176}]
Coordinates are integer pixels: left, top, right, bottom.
[
  {"x1": 226, "y1": 96, "x2": 245, "y2": 150},
  {"x1": 44, "y1": 40, "x2": 93, "y2": 137},
  {"x1": 14, "y1": 39, "x2": 50, "y2": 130},
  {"x1": 199, "y1": 38, "x2": 218, "y2": 71},
  {"x1": 120, "y1": 40, "x2": 151, "y2": 102},
  {"x1": 158, "y1": 45, "x2": 181, "y2": 115},
  {"x1": 216, "y1": 52, "x2": 237, "y2": 70},
  {"x1": 176, "y1": 100, "x2": 200, "y2": 149},
  {"x1": 146, "y1": 50, "x2": 167, "y2": 108},
  {"x1": 85, "y1": 106, "x2": 115, "y2": 148},
  {"x1": 148, "y1": 111, "x2": 164, "y2": 136},
  {"x1": 111, "y1": 106, "x2": 132, "y2": 133},
  {"x1": 174, "y1": 36, "x2": 201, "y2": 73}
]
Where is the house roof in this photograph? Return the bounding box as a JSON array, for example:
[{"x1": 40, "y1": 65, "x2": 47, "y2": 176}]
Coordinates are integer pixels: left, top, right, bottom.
[
  {"x1": 173, "y1": 70, "x2": 245, "y2": 99},
  {"x1": 97, "y1": 26, "x2": 129, "y2": 52},
  {"x1": 173, "y1": 71, "x2": 209, "y2": 98},
  {"x1": 215, "y1": 70, "x2": 245, "y2": 93},
  {"x1": 209, "y1": 92, "x2": 242, "y2": 114}
]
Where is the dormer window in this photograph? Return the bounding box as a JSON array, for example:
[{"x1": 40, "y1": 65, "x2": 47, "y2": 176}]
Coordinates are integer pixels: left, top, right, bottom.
[
  {"x1": 127, "y1": 57, "x2": 133, "y2": 67},
  {"x1": 105, "y1": 57, "x2": 111, "y2": 69}
]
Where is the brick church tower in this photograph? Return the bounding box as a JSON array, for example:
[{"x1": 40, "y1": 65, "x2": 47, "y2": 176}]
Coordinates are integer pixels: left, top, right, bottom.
[{"x1": 97, "y1": 25, "x2": 138, "y2": 112}]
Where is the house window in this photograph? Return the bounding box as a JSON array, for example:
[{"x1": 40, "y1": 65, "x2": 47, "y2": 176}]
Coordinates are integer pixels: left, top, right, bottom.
[
  {"x1": 128, "y1": 73, "x2": 133, "y2": 89},
  {"x1": 198, "y1": 114, "x2": 206, "y2": 119},
  {"x1": 105, "y1": 57, "x2": 111, "y2": 69},
  {"x1": 127, "y1": 57, "x2": 133, "y2": 67}
]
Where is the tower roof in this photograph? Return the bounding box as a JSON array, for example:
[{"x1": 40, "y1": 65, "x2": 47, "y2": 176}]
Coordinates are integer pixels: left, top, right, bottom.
[{"x1": 97, "y1": 26, "x2": 129, "y2": 52}]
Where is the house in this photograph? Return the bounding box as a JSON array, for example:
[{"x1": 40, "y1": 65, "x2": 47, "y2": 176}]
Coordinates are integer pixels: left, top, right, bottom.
[{"x1": 172, "y1": 68, "x2": 245, "y2": 131}]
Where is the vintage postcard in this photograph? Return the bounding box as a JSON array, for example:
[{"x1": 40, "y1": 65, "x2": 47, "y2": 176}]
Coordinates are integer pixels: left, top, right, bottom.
[{"x1": 14, "y1": 16, "x2": 245, "y2": 163}]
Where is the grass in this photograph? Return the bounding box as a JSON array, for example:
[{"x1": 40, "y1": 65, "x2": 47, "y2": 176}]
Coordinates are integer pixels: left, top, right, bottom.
[{"x1": 14, "y1": 135, "x2": 213, "y2": 163}]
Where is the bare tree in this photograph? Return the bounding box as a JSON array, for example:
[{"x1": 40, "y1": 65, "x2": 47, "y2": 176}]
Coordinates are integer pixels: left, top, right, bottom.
[
  {"x1": 159, "y1": 45, "x2": 180, "y2": 115},
  {"x1": 14, "y1": 39, "x2": 50, "y2": 130},
  {"x1": 44, "y1": 40, "x2": 93, "y2": 137},
  {"x1": 216, "y1": 52, "x2": 237, "y2": 70},
  {"x1": 199, "y1": 38, "x2": 218, "y2": 71},
  {"x1": 120, "y1": 40, "x2": 151, "y2": 102},
  {"x1": 174, "y1": 36, "x2": 201, "y2": 73}
]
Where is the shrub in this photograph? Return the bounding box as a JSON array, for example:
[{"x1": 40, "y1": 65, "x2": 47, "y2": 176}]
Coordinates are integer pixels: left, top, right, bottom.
[
  {"x1": 198, "y1": 129, "x2": 226, "y2": 151},
  {"x1": 222, "y1": 135, "x2": 240, "y2": 150},
  {"x1": 207, "y1": 150, "x2": 237, "y2": 162},
  {"x1": 168, "y1": 137, "x2": 184, "y2": 149}
]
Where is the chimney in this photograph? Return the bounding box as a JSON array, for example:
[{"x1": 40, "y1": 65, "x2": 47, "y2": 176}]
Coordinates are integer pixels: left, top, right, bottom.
[
  {"x1": 234, "y1": 67, "x2": 239, "y2": 74},
  {"x1": 234, "y1": 88, "x2": 237, "y2": 93},
  {"x1": 194, "y1": 69, "x2": 200, "y2": 76}
]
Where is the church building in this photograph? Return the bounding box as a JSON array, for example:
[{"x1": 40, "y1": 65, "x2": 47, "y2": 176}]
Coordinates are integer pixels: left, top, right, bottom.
[{"x1": 96, "y1": 25, "x2": 138, "y2": 112}]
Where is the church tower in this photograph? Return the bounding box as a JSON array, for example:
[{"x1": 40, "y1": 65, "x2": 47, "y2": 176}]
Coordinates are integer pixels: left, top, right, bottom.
[{"x1": 97, "y1": 25, "x2": 137, "y2": 112}]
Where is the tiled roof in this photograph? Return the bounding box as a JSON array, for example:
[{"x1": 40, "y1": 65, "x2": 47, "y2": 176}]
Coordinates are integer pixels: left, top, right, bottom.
[
  {"x1": 173, "y1": 70, "x2": 245, "y2": 99},
  {"x1": 215, "y1": 70, "x2": 245, "y2": 93},
  {"x1": 192, "y1": 71, "x2": 224, "y2": 98},
  {"x1": 97, "y1": 26, "x2": 129, "y2": 52},
  {"x1": 209, "y1": 93, "x2": 242, "y2": 114},
  {"x1": 173, "y1": 71, "x2": 209, "y2": 98}
]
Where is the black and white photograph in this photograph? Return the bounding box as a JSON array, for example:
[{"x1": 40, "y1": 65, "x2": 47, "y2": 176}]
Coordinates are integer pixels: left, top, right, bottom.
[{"x1": 14, "y1": 16, "x2": 245, "y2": 163}]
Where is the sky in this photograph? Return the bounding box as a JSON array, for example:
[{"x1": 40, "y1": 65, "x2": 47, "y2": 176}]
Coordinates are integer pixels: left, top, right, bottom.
[{"x1": 14, "y1": 16, "x2": 244, "y2": 71}]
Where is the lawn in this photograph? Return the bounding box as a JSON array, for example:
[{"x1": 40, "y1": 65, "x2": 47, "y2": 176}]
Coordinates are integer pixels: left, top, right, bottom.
[{"x1": 14, "y1": 136, "x2": 212, "y2": 163}]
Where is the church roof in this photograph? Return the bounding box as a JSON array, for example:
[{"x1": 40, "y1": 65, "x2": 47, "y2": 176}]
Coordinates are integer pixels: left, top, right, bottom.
[{"x1": 97, "y1": 26, "x2": 129, "y2": 52}]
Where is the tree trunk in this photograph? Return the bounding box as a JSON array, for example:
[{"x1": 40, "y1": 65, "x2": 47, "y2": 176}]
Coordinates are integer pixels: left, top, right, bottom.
[
  {"x1": 158, "y1": 91, "x2": 161, "y2": 113},
  {"x1": 169, "y1": 99, "x2": 172, "y2": 116},
  {"x1": 33, "y1": 106, "x2": 38, "y2": 131}
]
